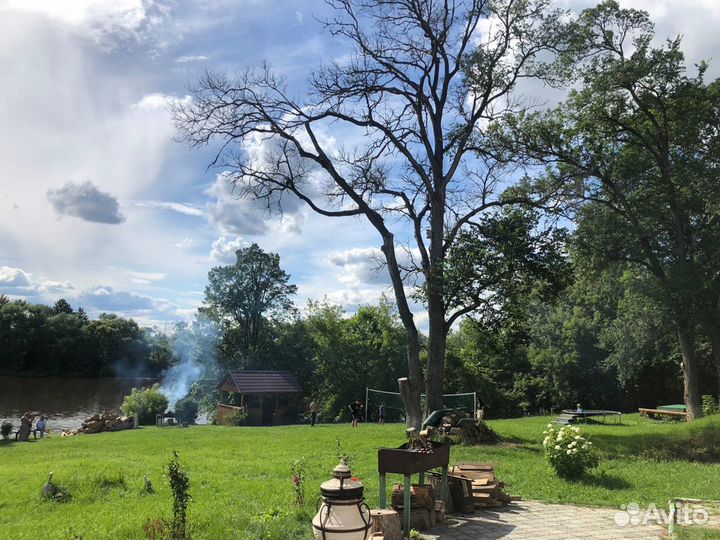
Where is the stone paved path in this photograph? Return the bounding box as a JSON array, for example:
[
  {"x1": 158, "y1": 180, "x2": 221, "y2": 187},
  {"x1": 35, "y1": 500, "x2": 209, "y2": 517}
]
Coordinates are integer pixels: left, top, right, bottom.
[{"x1": 425, "y1": 501, "x2": 664, "y2": 540}]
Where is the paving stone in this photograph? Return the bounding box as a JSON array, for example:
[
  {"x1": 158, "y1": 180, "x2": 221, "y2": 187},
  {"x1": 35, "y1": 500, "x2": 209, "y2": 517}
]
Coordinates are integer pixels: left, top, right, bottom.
[{"x1": 424, "y1": 501, "x2": 665, "y2": 540}]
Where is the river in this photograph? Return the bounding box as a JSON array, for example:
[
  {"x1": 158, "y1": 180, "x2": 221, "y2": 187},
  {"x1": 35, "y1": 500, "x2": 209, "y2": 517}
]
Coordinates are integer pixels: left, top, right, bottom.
[{"x1": 0, "y1": 376, "x2": 159, "y2": 432}]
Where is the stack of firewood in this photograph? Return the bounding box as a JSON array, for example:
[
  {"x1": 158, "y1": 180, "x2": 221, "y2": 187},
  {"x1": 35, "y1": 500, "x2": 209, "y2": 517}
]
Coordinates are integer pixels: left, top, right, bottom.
[
  {"x1": 449, "y1": 462, "x2": 519, "y2": 509},
  {"x1": 390, "y1": 484, "x2": 440, "y2": 531},
  {"x1": 435, "y1": 411, "x2": 499, "y2": 445}
]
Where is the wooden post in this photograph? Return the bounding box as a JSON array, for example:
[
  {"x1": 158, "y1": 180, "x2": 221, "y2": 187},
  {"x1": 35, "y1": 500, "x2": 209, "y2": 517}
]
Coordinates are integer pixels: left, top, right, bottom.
[
  {"x1": 403, "y1": 474, "x2": 411, "y2": 536},
  {"x1": 379, "y1": 473, "x2": 387, "y2": 509}
]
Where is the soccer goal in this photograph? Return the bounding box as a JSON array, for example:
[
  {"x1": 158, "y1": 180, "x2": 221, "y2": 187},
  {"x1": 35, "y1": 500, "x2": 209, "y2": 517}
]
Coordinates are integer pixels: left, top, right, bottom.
[{"x1": 365, "y1": 387, "x2": 477, "y2": 422}]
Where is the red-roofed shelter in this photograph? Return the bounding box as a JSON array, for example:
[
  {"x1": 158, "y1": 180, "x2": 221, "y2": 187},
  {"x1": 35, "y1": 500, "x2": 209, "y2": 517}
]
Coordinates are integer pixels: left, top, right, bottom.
[{"x1": 217, "y1": 370, "x2": 302, "y2": 425}]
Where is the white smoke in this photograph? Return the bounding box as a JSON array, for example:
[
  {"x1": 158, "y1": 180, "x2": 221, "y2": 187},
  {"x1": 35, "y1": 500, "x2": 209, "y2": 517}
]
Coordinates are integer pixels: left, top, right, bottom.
[
  {"x1": 159, "y1": 317, "x2": 219, "y2": 410},
  {"x1": 160, "y1": 358, "x2": 203, "y2": 409}
]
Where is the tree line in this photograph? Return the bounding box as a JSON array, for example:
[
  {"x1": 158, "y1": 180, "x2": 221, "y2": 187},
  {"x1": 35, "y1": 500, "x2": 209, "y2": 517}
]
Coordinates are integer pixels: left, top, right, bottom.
[
  {"x1": 0, "y1": 296, "x2": 172, "y2": 377},
  {"x1": 2, "y1": 236, "x2": 718, "y2": 420}
]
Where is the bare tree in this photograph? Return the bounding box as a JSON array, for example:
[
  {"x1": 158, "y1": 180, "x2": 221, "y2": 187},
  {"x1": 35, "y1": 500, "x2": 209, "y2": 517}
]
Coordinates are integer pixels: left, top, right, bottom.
[{"x1": 174, "y1": 0, "x2": 569, "y2": 429}]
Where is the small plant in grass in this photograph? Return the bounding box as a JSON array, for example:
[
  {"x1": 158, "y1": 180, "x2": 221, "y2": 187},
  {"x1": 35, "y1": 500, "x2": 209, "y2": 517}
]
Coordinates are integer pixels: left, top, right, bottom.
[
  {"x1": 1, "y1": 421, "x2": 12, "y2": 439},
  {"x1": 289, "y1": 459, "x2": 306, "y2": 506},
  {"x1": 41, "y1": 472, "x2": 70, "y2": 502},
  {"x1": 409, "y1": 529, "x2": 426, "y2": 540},
  {"x1": 143, "y1": 518, "x2": 170, "y2": 540},
  {"x1": 166, "y1": 451, "x2": 192, "y2": 540},
  {"x1": 335, "y1": 437, "x2": 354, "y2": 468},
  {"x1": 701, "y1": 395, "x2": 719, "y2": 416},
  {"x1": 542, "y1": 424, "x2": 598, "y2": 479}
]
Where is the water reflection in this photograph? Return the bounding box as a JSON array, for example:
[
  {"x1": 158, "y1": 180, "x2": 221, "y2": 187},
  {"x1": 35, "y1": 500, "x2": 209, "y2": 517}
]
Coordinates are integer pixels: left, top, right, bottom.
[{"x1": 0, "y1": 376, "x2": 158, "y2": 432}]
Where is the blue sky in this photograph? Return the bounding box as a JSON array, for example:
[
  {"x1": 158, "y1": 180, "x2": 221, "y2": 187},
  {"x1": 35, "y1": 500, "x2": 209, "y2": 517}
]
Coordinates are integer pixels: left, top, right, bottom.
[{"x1": 1, "y1": 0, "x2": 719, "y2": 330}]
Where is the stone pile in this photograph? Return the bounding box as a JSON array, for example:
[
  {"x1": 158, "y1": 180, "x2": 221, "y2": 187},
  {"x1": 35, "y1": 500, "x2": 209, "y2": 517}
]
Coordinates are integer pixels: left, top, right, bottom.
[{"x1": 62, "y1": 412, "x2": 134, "y2": 436}]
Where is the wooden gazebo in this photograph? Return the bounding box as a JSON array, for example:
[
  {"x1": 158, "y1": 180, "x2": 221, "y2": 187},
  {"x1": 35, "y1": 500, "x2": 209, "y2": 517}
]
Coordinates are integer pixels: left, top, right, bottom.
[{"x1": 217, "y1": 370, "x2": 302, "y2": 425}]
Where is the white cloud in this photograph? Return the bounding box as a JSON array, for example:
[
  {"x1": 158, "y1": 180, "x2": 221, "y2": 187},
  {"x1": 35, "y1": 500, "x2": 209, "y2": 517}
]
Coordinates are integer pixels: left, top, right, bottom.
[
  {"x1": 135, "y1": 200, "x2": 206, "y2": 217},
  {"x1": 47, "y1": 181, "x2": 125, "y2": 224},
  {"x1": 209, "y1": 235, "x2": 246, "y2": 263},
  {"x1": 176, "y1": 55, "x2": 209, "y2": 63},
  {"x1": 77, "y1": 285, "x2": 176, "y2": 314},
  {"x1": 175, "y1": 238, "x2": 193, "y2": 248},
  {"x1": 0, "y1": 266, "x2": 74, "y2": 297}
]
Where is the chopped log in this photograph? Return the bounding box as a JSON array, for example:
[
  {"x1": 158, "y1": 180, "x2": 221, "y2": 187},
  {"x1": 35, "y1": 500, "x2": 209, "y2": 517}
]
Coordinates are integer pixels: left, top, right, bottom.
[
  {"x1": 455, "y1": 462, "x2": 494, "y2": 471},
  {"x1": 370, "y1": 509, "x2": 402, "y2": 540},
  {"x1": 391, "y1": 484, "x2": 435, "y2": 510},
  {"x1": 406, "y1": 508, "x2": 433, "y2": 531}
]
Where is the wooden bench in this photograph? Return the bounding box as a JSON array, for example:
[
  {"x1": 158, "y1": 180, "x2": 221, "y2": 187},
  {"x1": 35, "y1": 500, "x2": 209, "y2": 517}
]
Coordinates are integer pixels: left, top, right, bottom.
[{"x1": 639, "y1": 408, "x2": 688, "y2": 419}]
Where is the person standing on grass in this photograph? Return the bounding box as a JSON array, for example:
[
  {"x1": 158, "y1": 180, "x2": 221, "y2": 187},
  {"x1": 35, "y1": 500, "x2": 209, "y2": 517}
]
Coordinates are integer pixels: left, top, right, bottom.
[
  {"x1": 348, "y1": 399, "x2": 363, "y2": 428},
  {"x1": 36, "y1": 415, "x2": 47, "y2": 438},
  {"x1": 378, "y1": 402, "x2": 386, "y2": 425},
  {"x1": 309, "y1": 399, "x2": 319, "y2": 427}
]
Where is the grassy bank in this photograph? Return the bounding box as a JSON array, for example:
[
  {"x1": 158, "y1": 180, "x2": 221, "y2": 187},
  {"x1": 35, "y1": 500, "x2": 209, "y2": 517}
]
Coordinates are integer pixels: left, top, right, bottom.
[{"x1": 1, "y1": 415, "x2": 719, "y2": 539}]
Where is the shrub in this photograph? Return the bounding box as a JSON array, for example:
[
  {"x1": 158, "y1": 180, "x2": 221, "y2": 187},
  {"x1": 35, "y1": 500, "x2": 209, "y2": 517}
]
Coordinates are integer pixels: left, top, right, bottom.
[
  {"x1": 175, "y1": 397, "x2": 199, "y2": 425},
  {"x1": 701, "y1": 395, "x2": 718, "y2": 417},
  {"x1": 225, "y1": 410, "x2": 249, "y2": 426},
  {"x1": 1, "y1": 421, "x2": 12, "y2": 439},
  {"x1": 121, "y1": 384, "x2": 169, "y2": 425},
  {"x1": 542, "y1": 424, "x2": 598, "y2": 479}
]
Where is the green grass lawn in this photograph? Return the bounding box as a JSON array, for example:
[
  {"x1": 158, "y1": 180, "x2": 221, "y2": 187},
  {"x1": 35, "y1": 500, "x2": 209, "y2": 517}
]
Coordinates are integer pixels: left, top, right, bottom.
[{"x1": 1, "y1": 415, "x2": 720, "y2": 539}]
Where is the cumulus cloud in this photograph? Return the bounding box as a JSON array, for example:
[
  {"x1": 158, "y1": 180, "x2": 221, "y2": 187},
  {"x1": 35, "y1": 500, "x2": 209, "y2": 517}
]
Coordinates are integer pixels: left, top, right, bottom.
[
  {"x1": 327, "y1": 247, "x2": 389, "y2": 286},
  {"x1": 1, "y1": 0, "x2": 170, "y2": 49},
  {"x1": 77, "y1": 285, "x2": 176, "y2": 314},
  {"x1": 206, "y1": 173, "x2": 307, "y2": 236},
  {"x1": 209, "y1": 235, "x2": 246, "y2": 263},
  {"x1": 47, "y1": 181, "x2": 125, "y2": 224},
  {"x1": 0, "y1": 266, "x2": 74, "y2": 296}
]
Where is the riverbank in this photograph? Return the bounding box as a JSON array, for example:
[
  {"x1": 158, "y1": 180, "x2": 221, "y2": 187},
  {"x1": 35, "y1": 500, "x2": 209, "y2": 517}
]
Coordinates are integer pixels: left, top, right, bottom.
[{"x1": 1, "y1": 417, "x2": 719, "y2": 539}]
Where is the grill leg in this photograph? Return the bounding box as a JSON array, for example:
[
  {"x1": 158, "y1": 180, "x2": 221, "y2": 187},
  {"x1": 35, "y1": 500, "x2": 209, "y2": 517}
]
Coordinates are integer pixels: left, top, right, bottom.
[
  {"x1": 418, "y1": 471, "x2": 425, "y2": 486},
  {"x1": 404, "y1": 474, "x2": 411, "y2": 537},
  {"x1": 379, "y1": 473, "x2": 387, "y2": 509},
  {"x1": 441, "y1": 465, "x2": 448, "y2": 510}
]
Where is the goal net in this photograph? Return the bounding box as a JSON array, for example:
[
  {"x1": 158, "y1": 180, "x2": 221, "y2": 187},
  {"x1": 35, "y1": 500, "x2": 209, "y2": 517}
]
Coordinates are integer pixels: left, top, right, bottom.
[{"x1": 365, "y1": 388, "x2": 476, "y2": 423}]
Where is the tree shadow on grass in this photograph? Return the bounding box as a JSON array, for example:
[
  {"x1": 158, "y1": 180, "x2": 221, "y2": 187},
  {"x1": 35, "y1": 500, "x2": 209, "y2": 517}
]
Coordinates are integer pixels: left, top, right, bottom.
[{"x1": 571, "y1": 470, "x2": 632, "y2": 490}]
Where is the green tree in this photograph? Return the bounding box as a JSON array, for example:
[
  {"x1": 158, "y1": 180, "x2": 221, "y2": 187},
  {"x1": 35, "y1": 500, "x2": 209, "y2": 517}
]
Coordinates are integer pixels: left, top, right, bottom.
[
  {"x1": 121, "y1": 384, "x2": 169, "y2": 425},
  {"x1": 174, "y1": 0, "x2": 573, "y2": 427},
  {"x1": 203, "y1": 243, "x2": 296, "y2": 359},
  {"x1": 500, "y1": 1, "x2": 720, "y2": 418},
  {"x1": 52, "y1": 298, "x2": 74, "y2": 315}
]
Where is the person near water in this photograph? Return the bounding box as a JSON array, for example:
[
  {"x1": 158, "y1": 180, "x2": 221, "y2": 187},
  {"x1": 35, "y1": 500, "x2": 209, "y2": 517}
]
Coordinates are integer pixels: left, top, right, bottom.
[
  {"x1": 348, "y1": 399, "x2": 363, "y2": 427},
  {"x1": 309, "y1": 399, "x2": 319, "y2": 427},
  {"x1": 378, "y1": 402, "x2": 386, "y2": 425},
  {"x1": 36, "y1": 415, "x2": 47, "y2": 438}
]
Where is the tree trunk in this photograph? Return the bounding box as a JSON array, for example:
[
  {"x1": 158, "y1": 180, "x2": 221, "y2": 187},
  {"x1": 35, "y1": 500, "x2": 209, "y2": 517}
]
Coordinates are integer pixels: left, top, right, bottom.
[
  {"x1": 380, "y1": 235, "x2": 423, "y2": 430},
  {"x1": 677, "y1": 320, "x2": 702, "y2": 420},
  {"x1": 399, "y1": 377, "x2": 422, "y2": 431},
  {"x1": 425, "y1": 195, "x2": 446, "y2": 416},
  {"x1": 699, "y1": 315, "x2": 720, "y2": 399},
  {"x1": 425, "y1": 296, "x2": 446, "y2": 415}
]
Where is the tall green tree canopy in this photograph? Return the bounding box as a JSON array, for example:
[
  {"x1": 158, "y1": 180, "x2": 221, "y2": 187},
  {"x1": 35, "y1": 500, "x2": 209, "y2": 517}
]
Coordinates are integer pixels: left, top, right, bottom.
[
  {"x1": 203, "y1": 243, "x2": 297, "y2": 356},
  {"x1": 497, "y1": 0, "x2": 720, "y2": 418}
]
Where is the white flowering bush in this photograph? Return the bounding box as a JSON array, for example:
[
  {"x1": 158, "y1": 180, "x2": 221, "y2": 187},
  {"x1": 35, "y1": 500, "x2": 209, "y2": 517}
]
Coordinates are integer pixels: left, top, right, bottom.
[{"x1": 542, "y1": 424, "x2": 598, "y2": 478}]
